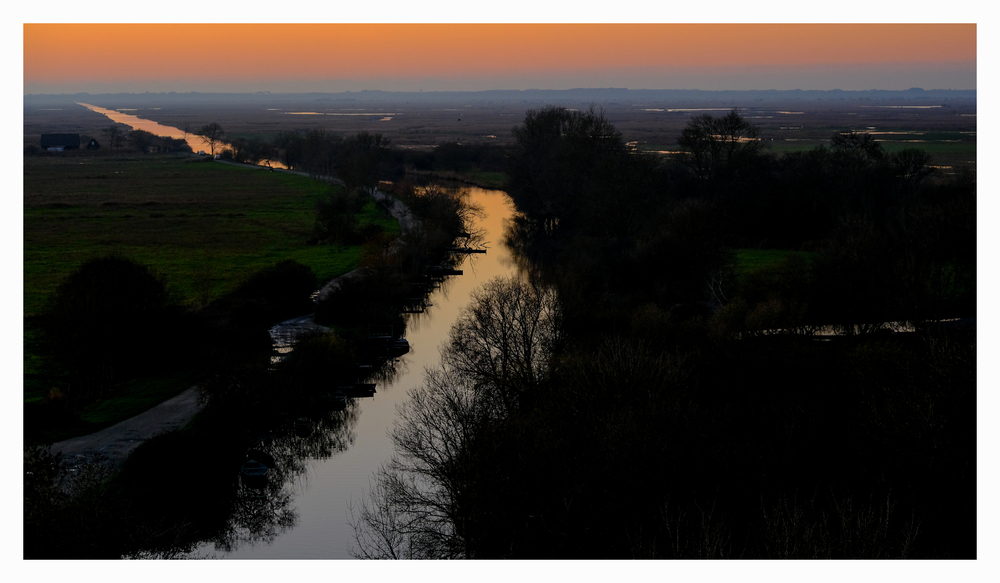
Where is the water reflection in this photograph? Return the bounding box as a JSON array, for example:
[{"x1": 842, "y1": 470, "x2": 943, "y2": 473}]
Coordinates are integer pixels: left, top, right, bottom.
[
  {"x1": 189, "y1": 186, "x2": 518, "y2": 559},
  {"x1": 205, "y1": 404, "x2": 361, "y2": 554},
  {"x1": 77, "y1": 102, "x2": 288, "y2": 169},
  {"x1": 78, "y1": 102, "x2": 214, "y2": 155}
]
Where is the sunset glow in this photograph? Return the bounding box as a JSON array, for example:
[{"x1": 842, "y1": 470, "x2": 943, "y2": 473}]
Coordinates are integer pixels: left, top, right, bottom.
[{"x1": 23, "y1": 23, "x2": 976, "y2": 93}]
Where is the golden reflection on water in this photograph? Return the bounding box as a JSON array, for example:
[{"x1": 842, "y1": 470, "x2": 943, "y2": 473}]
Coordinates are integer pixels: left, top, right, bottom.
[
  {"x1": 400, "y1": 187, "x2": 516, "y2": 339},
  {"x1": 78, "y1": 102, "x2": 288, "y2": 169},
  {"x1": 199, "y1": 185, "x2": 519, "y2": 558},
  {"x1": 861, "y1": 105, "x2": 943, "y2": 109},
  {"x1": 78, "y1": 102, "x2": 213, "y2": 154},
  {"x1": 284, "y1": 112, "x2": 400, "y2": 116}
]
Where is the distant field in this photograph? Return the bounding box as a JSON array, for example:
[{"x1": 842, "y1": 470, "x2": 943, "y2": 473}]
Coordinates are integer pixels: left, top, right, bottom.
[
  {"x1": 29, "y1": 95, "x2": 973, "y2": 156},
  {"x1": 769, "y1": 136, "x2": 975, "y2": 156},
  {"x1": 734, "y1": 248, "x2": 819, "y2": 274},
  {"x1": 24, "y1": 153, "x2": 401, "y2": 442},
  {"x1": 412, "y1": 169, "x2": 508, "y2": 189},
  {"x1": 23, "y1": 154, "x2": 400, "y2": 316},
  {"x1": 23, "y1": 97, "x2": 974, "y2": 181}
]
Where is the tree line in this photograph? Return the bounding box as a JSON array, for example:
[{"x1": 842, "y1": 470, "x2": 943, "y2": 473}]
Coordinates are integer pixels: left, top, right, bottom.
[
  {"x1": 24, "y1": 106, "x2": 975, "y2": 558},
  {"x1": 24, "y1": 169, "x2": 484, "y2": 558},
  {"x1": 351, "y1": 106, "x2": 976, "y2": 558}
]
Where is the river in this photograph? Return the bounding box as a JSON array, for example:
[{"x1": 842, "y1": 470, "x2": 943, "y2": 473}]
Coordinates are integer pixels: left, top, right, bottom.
[
  {"x1": 78, "y1": 103, "x2": 215, "y2": 155},
  {"x1": 187, "y1": 186, "x2": 516, "y2": 559},
  {"x1": 77, "y1": 103, "x2": 519, "y2": 557},
  {"x1": 77, "y1": 103, "x2": 287, "y2": 168}
]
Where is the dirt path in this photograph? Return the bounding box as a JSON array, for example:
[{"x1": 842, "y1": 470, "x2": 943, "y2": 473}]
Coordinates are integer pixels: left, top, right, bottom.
[
  {"x1": 312, "y1": 187, "x2": 419, "y2": 302},
  {"x1": 272, "y1": 187, "x2": 419, "y2": 348},
  {"x1": 50, "y1": 386, "x2": 204, "y2": 468},
  {"x1": 47, "y1": 171, "x2": 416, "y2": 467}
]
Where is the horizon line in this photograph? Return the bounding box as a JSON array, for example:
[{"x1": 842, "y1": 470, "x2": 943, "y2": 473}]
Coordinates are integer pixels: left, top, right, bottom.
[{"x1": 24, "y1": 87, "x2": 978, "y2": 97}]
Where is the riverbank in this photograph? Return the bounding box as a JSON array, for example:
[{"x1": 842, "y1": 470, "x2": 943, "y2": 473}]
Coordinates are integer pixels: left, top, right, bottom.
[
  {"x1": 49, "y1": 386, "x2": 204, "y2": 469},
  {"x1": 191, "y1": 185, "x2": 517, "y2": 559},
  {"x1": 24, "y1": 153, "x2": 403, "y2": 444},
  {"x1": 43, "y1": 171, "x2": 418, "y2": 468},
  {"x1": 408, "y1": 168, "x2": 506, "y2": 190}
]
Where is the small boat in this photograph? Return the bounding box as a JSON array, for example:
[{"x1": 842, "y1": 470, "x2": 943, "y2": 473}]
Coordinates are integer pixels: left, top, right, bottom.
[
  {"x1": 339, "y1": 383, "x2": 376, "y2": 398},
  {"x1": 426, "y1": 265, "x2": 464, "y2": 277},
  {"x1": 245, "y1": 448, "x2": 275, "y2": 469},
  {"x1": 241, "y1": 459, "x2": 268, "y2": 487},
  {"x1": 388, "y1": 338, "x2": 410, "y2": 357},
  {"x1": 241, "y1": 459, "x2": 268, "y2": 476}
]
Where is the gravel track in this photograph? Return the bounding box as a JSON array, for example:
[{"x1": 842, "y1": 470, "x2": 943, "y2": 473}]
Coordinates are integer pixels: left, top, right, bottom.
[
  {"x1": 47, "y1": 163, "x2": 415, "y2": 468},
  {"x1": 49, "y1": 386, "x2": 204, "y2": 468}
]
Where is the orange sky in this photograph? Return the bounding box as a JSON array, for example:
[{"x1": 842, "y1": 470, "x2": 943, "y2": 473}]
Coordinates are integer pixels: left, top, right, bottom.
[{"x1": 23, "y1": 24, "x2": 977, "y2": 93}]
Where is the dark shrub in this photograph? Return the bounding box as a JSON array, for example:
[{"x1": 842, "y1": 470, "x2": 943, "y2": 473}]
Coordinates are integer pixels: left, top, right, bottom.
[
  {"x1": 42, "y1": 255, "x2": 174, "y2": 405},
  {"x1": 314, "y1": 188, "x2": 367, "y2": 243},
  {"x1": 223, "y1": 260, "x2": 317, "y2": 326}
]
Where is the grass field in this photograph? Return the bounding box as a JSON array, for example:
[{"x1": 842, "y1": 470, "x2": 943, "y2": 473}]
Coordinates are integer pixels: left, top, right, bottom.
[
  {"x1": 25, "y1": 375, "x2": 196, "y2": 445},
  {"x1": 410, "y1": 168, "x2": 508, "y2": 190},
  {"x1": 733, "y1": 248, "x2": 819, "y2": 274},
  {"x1": 24, "y1": 154, "x2": 400, "y2": 315},
  {"x1": 24, "y1": 153, "x2": 400, "y2": 442}
]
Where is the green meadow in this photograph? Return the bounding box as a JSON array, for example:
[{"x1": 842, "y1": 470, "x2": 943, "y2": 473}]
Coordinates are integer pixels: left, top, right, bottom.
[
  {"x1": 24, "y1": 154, "x2": 400, "y2": 441},
  {"x1": 733, "y1": 248, "x2": 818, "y2": 274},
  {"x1": 24, "y1": 155, "x2": 399, "y2": 315}
]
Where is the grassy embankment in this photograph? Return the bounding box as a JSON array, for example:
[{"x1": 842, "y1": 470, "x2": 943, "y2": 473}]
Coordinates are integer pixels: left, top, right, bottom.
[
  {"x1": 24, "y1": 153, "x2": 399, "y2": 442},
  {"x1": 733, "y1": 248, "x2": 818, "y2": 274},
  {"x1": 408, "y1": 169, "x2": 508, "y2": 190}
]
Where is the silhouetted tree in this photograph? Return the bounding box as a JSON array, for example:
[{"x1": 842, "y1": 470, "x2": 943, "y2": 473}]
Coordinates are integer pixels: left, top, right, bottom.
[
  {"x1": 506, "y1": 105, "x2": 627, "y2": 229},
  {"x1": 228, "y1": 136, "x2": 272, "y2": 165},
  {"x1": 443, "y1": 276, "x2": 562, "y2": 416},
  {"x1": 198, "y1": 122, "x2": 225, "y2": 156},
  {"x1": 827, "y1": 130, "x2": 894, "y2": 219},
  {"x1": 42, "y1": 255, "x2": 173, "y2": 405},
  {"x1": 352, "y1": 276, "x2": 562, "y2": 558},
  {"x1": 301, "y1": 129, "x2": 341, "y2": 178},
  {"x1": 128, "y1": 129, "x2": 155, "y2": 153},
  {"x1": 273, "y1": 131, "x2": 306, "y2": 170},
  {"x1": 313, "y1": 188, "x2": 366, "y2": 243},
  {"x1": 677, "y1": 109, "x2": 767, "y2": 182},
  {"x1": 338, "y1": 132, "x2": 392, "y2": 193},
  {"x1": 102, "y1": 125, "x2": 124, "y2": 150},
  {"x1": 890, "y1": 148, "x2": 935, "y2": 225}
]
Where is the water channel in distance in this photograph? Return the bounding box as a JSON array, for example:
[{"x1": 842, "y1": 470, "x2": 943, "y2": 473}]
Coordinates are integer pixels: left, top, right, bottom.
[
  {"x1": 78, "y1": 103, "x2": 215, "y2": 155},
  {"x1": 76, "y1": 102, "x2": 288, "y2": 168},
  {"x1": 79, "y1": 102, "x2": 520, "y2": 557}
]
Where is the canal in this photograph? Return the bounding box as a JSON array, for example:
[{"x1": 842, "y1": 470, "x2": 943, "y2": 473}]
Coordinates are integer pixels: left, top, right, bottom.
[
  {"x1": 78, "y1": 101, "x2": 518, "y2": 557},
  {"x1": 191, "y1": 186, "x2": 518, "y2": 558}
]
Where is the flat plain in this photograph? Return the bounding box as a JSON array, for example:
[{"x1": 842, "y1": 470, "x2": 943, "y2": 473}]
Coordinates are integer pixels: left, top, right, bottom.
[
  {"x1": 22, "y1": 91, "x2": 976, "y2": 436},
  {"x1": 24, "y1": 92, "x2": 976, "y2": 174},
  {"x1": 23, "y1": 155, "x2": 399, "y2": 316}
]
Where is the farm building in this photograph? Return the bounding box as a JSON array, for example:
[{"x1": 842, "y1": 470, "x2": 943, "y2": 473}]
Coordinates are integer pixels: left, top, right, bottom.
[
  {"x1": 40, "y1": 133, "x2": 81, "y2": 151},
  {"x1": 85, "y1": 138, "x2": 100, "y2": 150}
]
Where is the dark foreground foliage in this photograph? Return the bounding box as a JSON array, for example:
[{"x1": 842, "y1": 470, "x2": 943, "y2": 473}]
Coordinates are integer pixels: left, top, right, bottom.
[
  {"x1": 24, "y1": 176, "x2": 480, "y2": 559},
  {"x1": 352, "y1": 107, "x2": 975, "y2": 559}
]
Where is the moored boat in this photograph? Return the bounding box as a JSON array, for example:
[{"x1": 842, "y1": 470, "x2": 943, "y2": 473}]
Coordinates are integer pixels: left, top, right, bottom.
[{"x1": 241, "y1": 459, "x2": 268, "y2": 487}]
